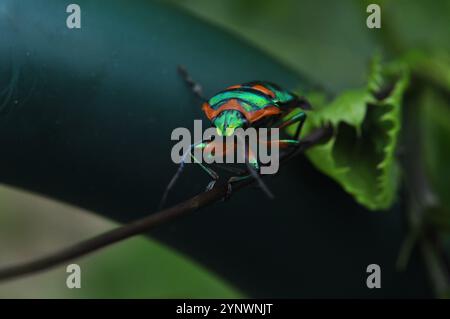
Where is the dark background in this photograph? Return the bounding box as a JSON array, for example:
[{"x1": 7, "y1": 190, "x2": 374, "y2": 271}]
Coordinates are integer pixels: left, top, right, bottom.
[{"x1": 1, "y1": 0, "x2": 448, "y2": 297}]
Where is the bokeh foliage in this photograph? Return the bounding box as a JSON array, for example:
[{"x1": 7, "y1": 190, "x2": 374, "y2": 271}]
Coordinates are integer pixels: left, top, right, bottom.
[
  {"x1": 0, "y1": 186, "x2": 241, "y2": 298},
  {"x1": 0, "y1": 0, "x2": 449, "y2": 298},
  {"x1": 294, "y1": 59, "x2": 409, "y2": 210}
]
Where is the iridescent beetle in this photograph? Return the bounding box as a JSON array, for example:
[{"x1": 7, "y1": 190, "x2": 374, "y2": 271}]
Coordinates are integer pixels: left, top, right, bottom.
[{"x1": 160, "y1": 67, "x2": 311, "y2": 207}]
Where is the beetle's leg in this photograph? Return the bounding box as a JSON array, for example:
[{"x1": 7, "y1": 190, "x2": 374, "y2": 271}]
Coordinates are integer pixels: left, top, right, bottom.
[
  {"x1": 213, "y1": 164, "x2": 248, "y2": 175},
  {"x1": 221, "y1": 175, "x2": 250, "y2": 200},
  {"x1": 190, "y1": 144, "x2": 219, "y2": 181},
  {"x1": 177, "y1": 65, "x2": 206, "y2": 101},
  {"x1": 159, "y1": 141, "x2": 218, "y2": 208},
  {"x1": 277, "y1": 111, "x2": 305, "y2": 129},
  {"x1": 228, "y1": 175, "x2": 252, "y2": 183},
  {"x1": 224, "y1": 138, "x2": 301, "y2": 199},
  {"x1": 292, "y1": 111, "x2": 307, "y2": 141},
  {"x1": 189, "y1": 145, "x2": 222, "y2": 191},
  {"x1": 159, "y1": 144, "x2": 194, "y2": 209},
  {"x1": 269, "y1": 139, "x2": 301, "y2": 149},
  {"x1": 277, "y1": 111, "x2": 307, "y2": 141},
  {"x1": 234, "y1": 134, "x2": 274, "y2": 199}
]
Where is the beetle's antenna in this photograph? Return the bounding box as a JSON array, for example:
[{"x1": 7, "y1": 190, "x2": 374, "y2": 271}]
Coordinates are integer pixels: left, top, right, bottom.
[
  {"x1": 245, "y1": 161, "x2": 274, "y2": 199},
  {"x1": 178, "y1": 65, "x2": 207, "y2": 102}
]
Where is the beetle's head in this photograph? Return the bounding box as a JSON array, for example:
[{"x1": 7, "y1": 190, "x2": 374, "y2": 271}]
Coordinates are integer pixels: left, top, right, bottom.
[{"x1": 213, "y1": 110, "x2": 247, "y2": 137}]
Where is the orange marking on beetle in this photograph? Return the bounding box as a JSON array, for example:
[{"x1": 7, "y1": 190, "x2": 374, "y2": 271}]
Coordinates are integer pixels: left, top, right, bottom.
[
  {"x1": 226, "y1": 85, "x2": 242, "y2": 90},
  {"x1": 202, "y1": 99, "x2": 281, "y2": 123},
  {"x1": 200, "y1": 139, "x2": 257, "y2": 161},
  {"x1": 251, "y1": 84, "x2": 275, "y2": 98}
]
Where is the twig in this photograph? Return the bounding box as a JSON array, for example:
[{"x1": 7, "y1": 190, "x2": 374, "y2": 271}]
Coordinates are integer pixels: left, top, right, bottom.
[{"x1": 0, "y1": 126, "x2": 332, "y2": 282}]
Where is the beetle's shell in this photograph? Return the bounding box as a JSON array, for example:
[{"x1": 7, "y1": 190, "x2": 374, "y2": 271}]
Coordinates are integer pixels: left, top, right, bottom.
[{"x1": 202, "y1": 81, "x2": 298, "y2": 123}]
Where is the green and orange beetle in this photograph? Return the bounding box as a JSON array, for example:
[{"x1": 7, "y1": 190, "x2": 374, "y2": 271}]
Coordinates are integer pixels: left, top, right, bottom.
[{"x1": 160, "y1": 67, "x2": 311, "y2": 206}]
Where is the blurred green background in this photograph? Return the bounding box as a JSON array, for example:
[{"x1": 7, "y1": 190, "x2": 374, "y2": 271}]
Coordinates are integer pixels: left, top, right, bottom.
[
  {"x1": 0, "y1": 185, "x2": 240, "y2": 298},
  {"x1": 0, "y1": 0, "x2": 449, "y2": 298}
]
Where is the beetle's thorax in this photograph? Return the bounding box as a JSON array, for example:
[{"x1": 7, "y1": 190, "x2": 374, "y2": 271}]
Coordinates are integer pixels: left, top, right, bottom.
[{"x1": 213, "y1": 110, "x2": 247, "y2": 137}]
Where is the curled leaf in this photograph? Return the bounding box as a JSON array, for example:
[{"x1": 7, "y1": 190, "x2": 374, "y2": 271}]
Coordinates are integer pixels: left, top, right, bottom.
[{"x1": 291, "y1": 59, "x2": 409, "y2": 210}]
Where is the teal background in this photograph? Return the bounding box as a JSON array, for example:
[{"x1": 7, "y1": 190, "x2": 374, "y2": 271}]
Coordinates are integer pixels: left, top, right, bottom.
[{"x1": 1, "y1": 0, "x2": 447, "y2": 297}]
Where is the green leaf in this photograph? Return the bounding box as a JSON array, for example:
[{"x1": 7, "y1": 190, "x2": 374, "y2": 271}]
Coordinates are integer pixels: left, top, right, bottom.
[
  {"x1": 71, "y1": 237, "x2": 243, "y2": 298},
  {"x1": 404, "y1": 50, "x2": 450, "y2": 93},
  {"x1": 419, "y1": 89, "x2": 450, "y2": 230},
  {"x1": 295, "y1": 59, "x2": 409, "y2": 210},
  {"x1": 173, "y1": 0, "x2": 378, "y2": 92},
  {"x1": 0, "y1": 186, "x2": 242, "y2": 298}
]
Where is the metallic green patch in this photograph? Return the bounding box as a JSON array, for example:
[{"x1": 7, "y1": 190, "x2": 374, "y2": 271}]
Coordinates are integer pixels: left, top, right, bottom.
[
  {"x1": 239, "y1": 100, "x2": 254, "y2": 112},
  {"x1": 209, "y1": 91, "x2": 271, "y2": 110},
  {"x1": 265, "y1": 84, "x2": 294, "y2": 104},
  {"x1": 213, "y1": 110, "x2": 246, "y2": 137}
]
